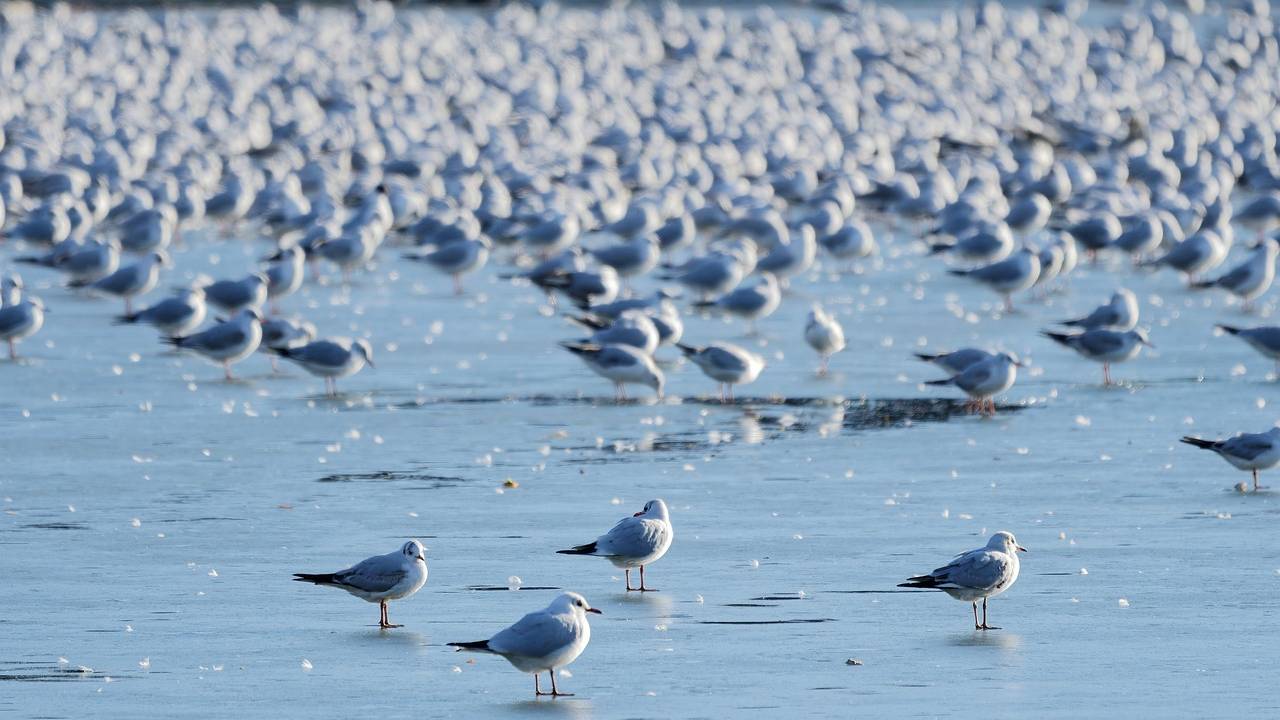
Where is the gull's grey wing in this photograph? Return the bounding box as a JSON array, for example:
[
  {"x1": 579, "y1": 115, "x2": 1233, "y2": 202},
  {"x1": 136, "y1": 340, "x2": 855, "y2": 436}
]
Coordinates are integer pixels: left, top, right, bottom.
[
  {"x1": 333, "y1": 554, "x2": 407, "y2": 594},
  {"x1": 0, "y1": 306, "x2": 28, "y2": 335},
  {"x1": 680, "y1": 259, "x2": 732, "y2": 286},
  {"x1": 597, "y1": 516, "x2": 667, "y2": 557},
  {"x1": 954, "y1": 362, "x2": 994, "y2": 392},
  {"x1": 1074, "y1": 304, "x2": 1117, "y2": 328},
  {"x1": 701, "y1": 346, "x2": 749, "y2": 373},
  {"x1": 487, "y1": 611, "x2": 576, "y2": 658},
  {"x1": 292, "y1": 340, "x2": 350, "y2": 367},
  {"x1": 139, "y1": 298, "x2": 192, "y2": 324},
  {"x1": 930, "y1": 549, "x2": 1013, "y2": 591},
  {"x1": 590, "y1": 346, "x2": 642, "y2": 369},
  {"x1": 424, "y1": 241, "x2": 471, "y2": 266},
  {"x1": 719, "y1": 286, "x2": 767, "y2": 312},
  {"x1": 591, "y1": 244, "x2": 638, "y2": 267},
  {"x1": 1077, "y1": 331, "x2": 1125, "y2": 354},
  {"x1": 1240, "y1": 327, "x2": 1280, "y2": 351},
  {"x1": 1213, "y1": 262, "x2": 1253, "y2": 291},
  {"x1": 184, "y1": 322, "x2": 247, "y2": 351},
  {"x1": 970, "y1": 258, "x2": 1022, "y2": 283},
  {"x1": 93, "y1": 266, "x2": 140, "y2": 293},
  {"x1": 1217, "y1": 433, "x2": 1276, "y2": 461}
]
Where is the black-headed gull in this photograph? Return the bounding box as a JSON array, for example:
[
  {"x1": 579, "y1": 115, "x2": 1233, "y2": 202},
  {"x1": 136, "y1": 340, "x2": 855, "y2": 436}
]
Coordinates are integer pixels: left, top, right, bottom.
[
  {"x1": 560, "y1": 342, "x2": 664, "y2": 401},
  {"x1": 165, "y1": 308, "x2": 263, "y2": 380},
  {"x1": 1059, "y1": 289, "x2": 1139, "y2": 331},
  {"x1": 202, "y1": 273, "x2": 269, "y2": 314},
  {"x1": 899, "y1": 531, "x2": 1026, "y2": 630},
  {"x1": 567, "y1": 310, "x2": 660, "y2": 356},
  {"x1": 1041, "y1": 328, "x2": 1152, "y2": 385},
  {"x1": 946, "y1": 247, "x2": 1040, "y2": 311},
  {"x1": 558, "y1": 499, "x2": 673, "y2": 591},
  {"x1": 404, "y1": 237, "x2": 491, "y2": 295},
  {"x1": 677, "y1": 341, "x2": 765, "y2": 402},
  {"x1": 693, "y1": 273, "x2": 781, "y2": 334},
  {"x1": 1216, "y1": 324, "x2": 1280, "y2": 375},
  {"x1": 274, "y1": 337, "x2": 374, "y2": 396},
  {"x1": 293, "y1": 540, "x2": 427, "y2": 629},
  {"x1": 925, "y1": 352, "x2": 1022, "y2": 416},
  {"x1": 115, "y1": 287, "x2": 207, "y2": 337},
  {"x1": 0, "y1": 295, "x2": 46, "y2": 360},
  {"x1": 1180, "y1": 427, "x2": 1280, "y2": 492},
  {"x1": 1191, "y1": 238, "x2": 1277, "y2": 310},
  {"x1": 448, "y1": 591, "x2": 600, "y2": 697},
  {"x1": 804, "y1": 304, "x2": 845, "y2": 375},
  {"x1": 90, "y1": 251, "x2": 168, "y2": 314},
  {"x1": 914, "y1": 348, "x2": 993, "y2": 375}
]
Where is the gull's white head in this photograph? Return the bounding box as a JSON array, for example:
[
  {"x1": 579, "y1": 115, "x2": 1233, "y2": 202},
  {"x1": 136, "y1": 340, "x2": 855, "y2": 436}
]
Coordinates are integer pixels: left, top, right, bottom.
[
  {"x1": 551, "y1": 591, "x2": 601, "y2": 616},
  {"x1": 997, "y1": 351, "x2": 1025, "y2": 368},
  {"x1": 987, "y1": 531, "x2": 1027, "y2": 554},
  {"x1": 401, "y1": 539, "x2": 426, "y2": 563},
  {"x1": 634, "y1": 498, "x2": 670, "y2": 521},
  {"x1": 354, "y1": 338, "x2": 375, "y2": 368}
]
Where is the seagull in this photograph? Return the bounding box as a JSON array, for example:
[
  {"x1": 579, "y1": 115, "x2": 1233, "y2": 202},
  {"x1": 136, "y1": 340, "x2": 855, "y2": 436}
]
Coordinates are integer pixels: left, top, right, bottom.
[
  {"x1": 925, "y1": 352, "x2": 1022, "y2": 416},
  {"x1": 663, "y1": 243, "x2": 753, "y2": 300},
  {"x1": 756, "y1": 226, "x2": 816, "y2": 284},
  {"x1": 804, "y1": 304, "x2": 845, "y2": 375},
  {"x1": 914, "y1": 348, "x2": 993, "y2": 375},
  {"x1": 0, "y1": 295, "x2": 45, "y2": 360},
  {"x1": 1004, "y1": 193, "x2": 1051, "y2": 237},
  {"x1": 1235, "y1": 194, "x2": 1280, "y2": 241},
  {"x1": 274, "y1": 337, "x2": 374, "y2": 396},
  {"x1": 677, "y1": 342, "x2": 765, "y2": 402},
  {"x1": 588, "y1": 234, "x2": 660, "y2": 281},
  {"x1": 1041, "y1": 328, "x2": 1152, "y2": 385},
  {"x1": 567, "y1": 310, "x2": 660, "y2": 356},
  {"x1": 1216, "y1": 324, "x2": 1280, "y2": 376},
  {"x1": 560, "y1": 342, "x2": 664, "y2": 401},
  {"x1": 1142, "y1": 230, "x2": 1227, "y2": 284},
  {"x1": 404, "y1": 237, "x2": 491, "y2": 295},
  {"x1": 90, "y1": 251, "x2": 168, "y2": 314},
  {"x1": 115, "y1": 287, "x2": 207, "y2": 337},
  {"x1": 448, "y1": 591, "x2": 600, "y2": 698},
  {"x1": 928, "y1": 224, "x2": 1014, "y2": 264},
  {"x1": 118, "y1": 206, "x2": 178, "y2": 254},
  {"x1": 1180, "y1": 427, "x2": 1280, "y2": 492},
  {"x1": 293, "y1": 540, "x2": 427, "y2": 629},
  {"x1": 542, "y1": 267, "x2": 619, "y2": 310},
  {"x1": 1066, "y1": 213, "x2": 1122, "y2": 257},
  {"x1": 946, "y1": 247, "x2": 1040, "y2": 311},
  {"x1": 202, "y1": 272, "x2": 269, "y2": 314},
  {"x1": 899, "y1": 531, "x2": 1026, "y2": 630},
  {"x1": 1191, "y1": 238, "x2": 1277, "y2": 310},
  {"x1": 314, "y1": 228, "x2": 378, "y2": 281},
  {"x1": 165, "y1": 308, "x2": 264, "y2": 380},
  {"x1": 1114, "y1": 213, "x2": 1164, "y2": 260},
  {"x1": 523, "y1": 212, "x2": 581, "y2": 257},
  {"x1": 1, "y1": 274, "x2": 23, "y2": 307},
  {"x1": 264, "y1": 246, "x2": 305, "y2": 311},
  {"x1": 649, "y1": 299, "x2": 684, "y2": 348},
  {"x1": 557, "y1": 499, "x2": 674, "y2": 591},
  {"x1": 17, "y1": 238, "x2": 119, "y2": 286},
  {"x1": 693, "y1": 273, "x2": 781, "y2": 334},
  {"x1": 260, "y1": 316, "x2": 316, "y2": 372},
  {"x1": 818, "y1": 221, "x2": 877, "y2": 266},
  {"x1": 1060, "y1": 289, "x2": 1139, "y2": 331}
]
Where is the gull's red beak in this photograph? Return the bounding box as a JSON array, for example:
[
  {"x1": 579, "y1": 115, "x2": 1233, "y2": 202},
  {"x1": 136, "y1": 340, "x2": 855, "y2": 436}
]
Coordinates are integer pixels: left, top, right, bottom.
[
  {"x1": 586, "y1": 608, "x2": 602, "y2": 614},
  {"x1": 633, "y1": 511, "x2": 644, "y2": 517}
]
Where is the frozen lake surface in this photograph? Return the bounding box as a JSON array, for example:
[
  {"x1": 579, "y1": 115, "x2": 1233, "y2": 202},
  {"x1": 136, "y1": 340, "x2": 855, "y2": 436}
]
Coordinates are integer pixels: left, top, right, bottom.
[
  {"x1": 3, "y1": 1, "x2": 1280, "y2": 719},
  {"x1": 6, "y1": 221, "x2": 1280, "y2": 718}
]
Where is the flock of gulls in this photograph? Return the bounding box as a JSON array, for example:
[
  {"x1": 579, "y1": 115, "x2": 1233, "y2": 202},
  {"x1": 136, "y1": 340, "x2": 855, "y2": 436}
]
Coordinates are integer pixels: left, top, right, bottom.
[{"x1": 2, "y1": 0, "x2": 1280, "y2": 699}]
